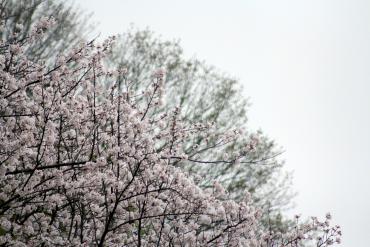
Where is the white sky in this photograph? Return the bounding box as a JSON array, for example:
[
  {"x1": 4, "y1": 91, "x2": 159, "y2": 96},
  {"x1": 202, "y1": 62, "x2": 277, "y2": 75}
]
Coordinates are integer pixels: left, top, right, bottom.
[{"x1": 74, "y1": 0, "x2": 370, "y2": 246}]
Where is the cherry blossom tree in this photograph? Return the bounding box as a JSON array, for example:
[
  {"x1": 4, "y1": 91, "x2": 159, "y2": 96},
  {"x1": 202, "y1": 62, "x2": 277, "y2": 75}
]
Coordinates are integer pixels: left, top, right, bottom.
[
  {"x1": 0, "y1": 0, "x2": 294, "y2": 232},
  {"x1": 0, "y1": 7, "x2": 341, "y2": 247}
]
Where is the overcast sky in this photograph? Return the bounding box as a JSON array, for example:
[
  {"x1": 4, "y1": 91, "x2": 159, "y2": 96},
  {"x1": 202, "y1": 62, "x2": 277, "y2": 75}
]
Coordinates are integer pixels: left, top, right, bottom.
[{"x1": 74, "y1": 0, "x2": 370, "y2": 246}]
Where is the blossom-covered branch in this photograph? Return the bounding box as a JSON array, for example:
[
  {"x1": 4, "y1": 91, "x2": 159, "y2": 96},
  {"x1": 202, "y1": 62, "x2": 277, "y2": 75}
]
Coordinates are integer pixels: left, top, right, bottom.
[{"x1": 0, "y1": 10, "x2": 341, "y2": 247}]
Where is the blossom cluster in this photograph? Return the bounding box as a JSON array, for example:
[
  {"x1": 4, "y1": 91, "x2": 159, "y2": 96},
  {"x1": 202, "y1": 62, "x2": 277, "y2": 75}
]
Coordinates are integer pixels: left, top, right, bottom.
[{"x1": 0, "y1": 11, "x2": 341, "y2": 247}]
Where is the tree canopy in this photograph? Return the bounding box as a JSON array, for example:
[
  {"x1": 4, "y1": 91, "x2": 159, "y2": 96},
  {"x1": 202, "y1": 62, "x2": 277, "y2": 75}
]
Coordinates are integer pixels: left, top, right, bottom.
[{"x1": 0, "y1": 1, "x2": 342, "y2": 246}]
